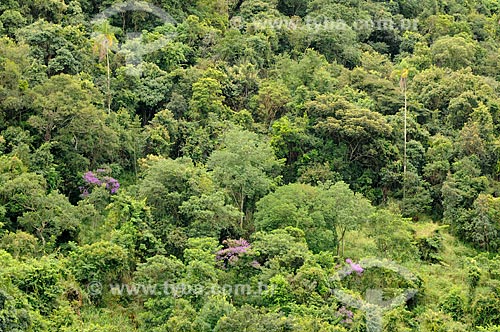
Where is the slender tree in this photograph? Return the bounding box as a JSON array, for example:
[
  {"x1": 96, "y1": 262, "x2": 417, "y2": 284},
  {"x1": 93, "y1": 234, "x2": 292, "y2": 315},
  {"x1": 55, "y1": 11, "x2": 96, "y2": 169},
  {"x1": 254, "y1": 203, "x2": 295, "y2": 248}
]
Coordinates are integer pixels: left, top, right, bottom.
[
  {"x1": 399, "y1": 68, "x2": 409, "y2": 212},
  {"x1": 208, "y1": 128, "x2": 282, "y2": 229},
  {"x1": 92, "y1": 21, "x2": 118, "y2": 113}
]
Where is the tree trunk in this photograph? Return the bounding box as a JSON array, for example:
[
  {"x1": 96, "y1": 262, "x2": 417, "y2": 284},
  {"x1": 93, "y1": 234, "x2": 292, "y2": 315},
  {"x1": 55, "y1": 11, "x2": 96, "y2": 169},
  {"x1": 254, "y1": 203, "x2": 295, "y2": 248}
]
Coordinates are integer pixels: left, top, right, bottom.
[
  {"x1": 402, "y1": 77, "x2": 407, "y2": 213},
  {"x1": 239, "y1": 186, "x2": 245, "y2": 229},
  {"x1": 106, "y1": 49, "x2": 111, "y2": 113}
]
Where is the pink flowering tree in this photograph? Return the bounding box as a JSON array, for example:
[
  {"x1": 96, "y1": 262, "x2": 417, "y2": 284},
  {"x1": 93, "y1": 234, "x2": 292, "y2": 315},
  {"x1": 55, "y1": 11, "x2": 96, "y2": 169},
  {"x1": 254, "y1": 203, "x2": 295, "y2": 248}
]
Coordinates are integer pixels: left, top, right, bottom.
[
  {"x1": 345, "y1": 258, "x2": 364, "y2": 276},
  {"x1": 216, "y1": 238, "x2": 252, "y2": 269},
  {"x1": 80, "y1": 169, "x2": 120, "y2": 197}
]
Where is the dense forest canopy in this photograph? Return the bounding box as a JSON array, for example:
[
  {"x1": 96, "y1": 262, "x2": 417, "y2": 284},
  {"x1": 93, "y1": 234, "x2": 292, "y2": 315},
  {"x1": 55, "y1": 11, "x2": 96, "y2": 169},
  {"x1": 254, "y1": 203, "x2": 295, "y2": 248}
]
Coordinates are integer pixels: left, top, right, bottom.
[{"x1": 1, "y1": 0, "x2": 500, "y2": 331}]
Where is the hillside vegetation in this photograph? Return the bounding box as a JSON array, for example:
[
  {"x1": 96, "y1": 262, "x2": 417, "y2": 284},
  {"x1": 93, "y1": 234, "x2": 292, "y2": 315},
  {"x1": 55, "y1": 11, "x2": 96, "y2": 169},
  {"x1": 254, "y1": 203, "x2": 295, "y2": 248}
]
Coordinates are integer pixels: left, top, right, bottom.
[{"x1": 1, "y1": 0, "x2": 500, "y2": 331}]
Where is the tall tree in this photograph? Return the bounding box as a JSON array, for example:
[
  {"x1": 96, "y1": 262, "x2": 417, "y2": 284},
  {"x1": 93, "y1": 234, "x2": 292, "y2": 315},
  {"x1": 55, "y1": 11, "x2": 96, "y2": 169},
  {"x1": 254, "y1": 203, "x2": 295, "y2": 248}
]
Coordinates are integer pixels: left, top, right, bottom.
[
  {"x1": 92, "y1": 20, "x2": 118, "y2": 113},
  {"x1": 208, "y1": 128, "x2": 282, "y2": 229},
  {"x1": 400, "y1": 68, "x2": 409, "y2": 212}
]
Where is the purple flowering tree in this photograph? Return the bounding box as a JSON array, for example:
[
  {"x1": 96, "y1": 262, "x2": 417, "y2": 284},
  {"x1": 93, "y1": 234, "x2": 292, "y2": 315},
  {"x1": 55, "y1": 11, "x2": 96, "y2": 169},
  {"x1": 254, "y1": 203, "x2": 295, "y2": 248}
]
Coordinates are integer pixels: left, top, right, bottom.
[
  {"x1": 345, "y1": 258, "x2": 364, "y2": 276},
  {"x1": 80, "y1": 169, "x2": 120, "y2": 197},
  {"x1": 337, "y1": 306, "x2": 354, "y2": 324},
  {"x1": 216, "y1": 238, "x2": 251, "y2": 268}
]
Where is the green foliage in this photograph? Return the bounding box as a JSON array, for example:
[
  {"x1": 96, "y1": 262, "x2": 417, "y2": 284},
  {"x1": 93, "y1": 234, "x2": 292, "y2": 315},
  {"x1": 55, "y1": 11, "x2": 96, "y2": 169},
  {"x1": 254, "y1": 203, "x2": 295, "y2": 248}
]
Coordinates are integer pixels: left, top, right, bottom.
[
  {"x1": 107, "y1": 208, "x2": 162, "y2": 263},
  {"x1": 208, "y1": 127, "x2": 283, "y2": 229},
  {"x1": 2, "y1": 0, "x2": 500, "y2": 330},
  {"x1": 179, "y1": 191, "x2": 241, "y2": 238},
  {"x1": 263, "y1": 274, "x2": 293, "y2": 306},
  {"x1": 194, "y1": 296, "x2": 235, "y2": 332},
  {"x1": 439, "y1": 287, "x2": 466, "y2": 321},
  {"x1": 417, "y1": 309, "x2": 468, "y2": 332},
  {"x1": 144, "y1": 109, "x2": 178, "y2": 157},
  {"x1": 471, "y1": 291, "x2": 500, "y2": 327},
  {"x1": 442, "y1": 156, "x2": 490, "y2": 245},
  {"x1": 134, "y1": 254, "x2": 185, "y2": 285},
  {"x1": 413, "y1": 223, "x2": 445, "y2": 263},
  {"x1": 255, "y1": 181, "x2": 373, "y2": 254},
  {"x1": 368, "y1": 210, "x2": 419, "y2": 261},
  {"x1": 18, "y1": 191, "x2": 80, "y2": 250},
  {"x1": 271, "y1": 115, "x2": 314, "y2": 181},
  {"x1": 138, "y1": 156, "x2": 209, "y2": 222},
  {"x1": 214, "y1": 305, "x2": 293, "y2": 332},
  {"x1": 0, "y1": 230, "x2": 39, "y2": 259},
  {"x1": 16, "y1": 20, "x2": 89, "y2": 76},
  {"x1": 68, "y1": 241, "x2": 130, "y2": 288},
  {"x1": 251, "y1": 227, "x2": 311, "y2": 272},
  {"x1": 254, "y1": 183, "x2": 334, "y2": 253},
  {"x1": 467, "y1": 194, "x2": 500, "y2": 251},
  {"x1": 189, "y1": 70, "x2": 230, "y2": 122},
  {"x1": 431, "y1": 34, "x2": 478, "y2": 70},
  {"x1": 0, "y1": 171, "x2": 47, "y2": 227}
]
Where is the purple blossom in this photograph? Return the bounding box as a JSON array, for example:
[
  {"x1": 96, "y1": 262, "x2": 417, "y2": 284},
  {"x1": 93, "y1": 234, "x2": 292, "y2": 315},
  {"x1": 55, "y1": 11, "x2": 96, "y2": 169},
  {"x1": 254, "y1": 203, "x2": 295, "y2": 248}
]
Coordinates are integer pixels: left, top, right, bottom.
[
  {"x1": 81, "y1": 170, "x2": 120, "y2": 196},
  {"x1": 346, "y1": 258, "x2": 364, "y2": 276},
  {"x1": 83, "y1": 171, "x2": 102, "y2": 185},
  {"x1": 216, "y1": 238, "x2": 251, "y2": 266},
  {"x1": 338, "y1": 306, "x2": 354, "y2": 318},
  {"x1": 104, "y1": 176, "x2": 120, "y2": 194},
  {"x1": 337, "y1": 306, "x2": 354, "y2": 324}
]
